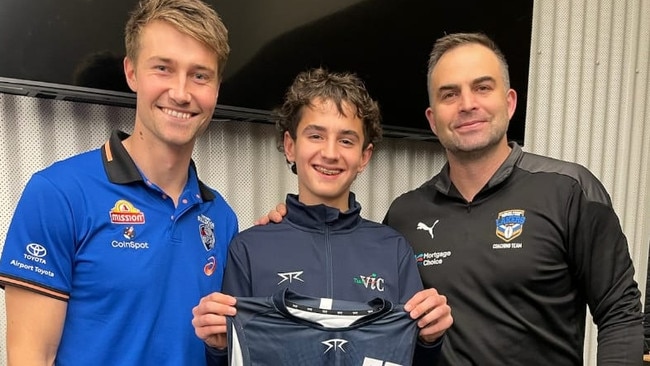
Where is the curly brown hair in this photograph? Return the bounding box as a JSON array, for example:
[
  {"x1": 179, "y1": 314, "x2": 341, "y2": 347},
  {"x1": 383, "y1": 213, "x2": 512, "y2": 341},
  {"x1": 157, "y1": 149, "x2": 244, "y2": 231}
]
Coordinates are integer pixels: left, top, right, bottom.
[
  {"x1": 275, "y1": 68, "x2": 382, "y2": 156},
  {"x1": 124, "y1": 0, "x2": 230, "y2": 78}
]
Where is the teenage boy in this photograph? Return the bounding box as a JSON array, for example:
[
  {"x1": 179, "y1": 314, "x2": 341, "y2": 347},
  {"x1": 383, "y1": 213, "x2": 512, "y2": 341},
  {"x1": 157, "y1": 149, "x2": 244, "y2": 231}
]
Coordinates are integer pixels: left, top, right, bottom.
[{"x1": 192, "y1": 68, "x2": 453, "y2": 365}]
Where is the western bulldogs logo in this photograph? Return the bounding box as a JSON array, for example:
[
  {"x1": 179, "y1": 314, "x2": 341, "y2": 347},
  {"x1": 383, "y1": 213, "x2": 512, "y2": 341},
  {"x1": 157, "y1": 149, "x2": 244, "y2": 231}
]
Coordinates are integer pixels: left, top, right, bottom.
[
  {"x1": 198, "y1": 214, "x2": 216, "y2": 251},
  {"x1": 495, "y1": 209, "x2": 526, "y2": 242}
]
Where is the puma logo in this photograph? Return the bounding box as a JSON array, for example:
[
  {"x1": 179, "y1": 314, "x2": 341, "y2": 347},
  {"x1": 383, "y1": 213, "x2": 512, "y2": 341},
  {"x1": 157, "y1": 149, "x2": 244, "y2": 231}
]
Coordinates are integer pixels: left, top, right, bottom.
[{"x1": 417, "y1": 220, "x2": 439, "y2": 239}]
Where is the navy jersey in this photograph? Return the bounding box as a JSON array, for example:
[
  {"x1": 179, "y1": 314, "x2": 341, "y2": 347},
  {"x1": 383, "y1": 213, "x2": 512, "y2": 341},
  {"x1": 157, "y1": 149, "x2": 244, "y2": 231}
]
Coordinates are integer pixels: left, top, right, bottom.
[{"x1": 227, "y1": 289, "x2": 419, "y2": 366}]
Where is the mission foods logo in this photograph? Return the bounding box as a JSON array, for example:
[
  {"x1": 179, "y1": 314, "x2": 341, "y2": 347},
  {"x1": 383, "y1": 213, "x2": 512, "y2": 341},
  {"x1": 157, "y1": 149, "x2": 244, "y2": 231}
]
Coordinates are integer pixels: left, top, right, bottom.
[
  {"x1": 110, "y1": 200, "x2": 145, "y2": 224},
  {"x1": 495, "y1": 209, "x2": 525, "y2": 242}
]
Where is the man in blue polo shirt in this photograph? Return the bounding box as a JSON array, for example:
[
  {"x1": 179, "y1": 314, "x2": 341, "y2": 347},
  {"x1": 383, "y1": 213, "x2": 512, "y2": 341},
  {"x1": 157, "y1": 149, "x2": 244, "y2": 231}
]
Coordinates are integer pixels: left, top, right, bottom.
[{"x1": 0, "y1": 0, "x2": 238, "y2": 364}]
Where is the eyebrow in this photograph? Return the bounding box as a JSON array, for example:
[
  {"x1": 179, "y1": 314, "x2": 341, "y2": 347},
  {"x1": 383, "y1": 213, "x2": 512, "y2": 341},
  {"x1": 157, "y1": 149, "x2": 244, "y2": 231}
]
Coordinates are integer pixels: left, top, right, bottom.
[
  {"x1": 302, "y1": 124, "x2": 361, "y2": 139},
  {"x1": 146, "y1": 56, "x2": 216, "y2": 74},
  {"x1": 472, "y1": 76, "x2": 496, "y2": 85},
  {"x1": 437, "y1": 75, "x2": 497, "y2": 94}
]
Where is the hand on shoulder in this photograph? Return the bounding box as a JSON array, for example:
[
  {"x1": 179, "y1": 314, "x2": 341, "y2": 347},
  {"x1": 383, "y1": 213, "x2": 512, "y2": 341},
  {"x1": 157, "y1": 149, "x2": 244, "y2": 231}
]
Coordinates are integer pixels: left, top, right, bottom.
[{"x1": 254, "y1": 202, "x2": 287, "y2": 225}]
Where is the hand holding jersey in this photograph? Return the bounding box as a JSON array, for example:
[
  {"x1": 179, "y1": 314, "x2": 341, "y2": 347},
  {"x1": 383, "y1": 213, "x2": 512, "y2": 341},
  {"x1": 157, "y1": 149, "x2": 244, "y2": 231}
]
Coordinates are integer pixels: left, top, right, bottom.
[
  {"x1": 192, "y1": 292, "x2": 237, "y2": 350},
  {"x1": 404, "y1": 288, "x2": 450, "y2": 343},
  {"x1": 192, "y1": 286, "x2": 451, "y2": 352}
]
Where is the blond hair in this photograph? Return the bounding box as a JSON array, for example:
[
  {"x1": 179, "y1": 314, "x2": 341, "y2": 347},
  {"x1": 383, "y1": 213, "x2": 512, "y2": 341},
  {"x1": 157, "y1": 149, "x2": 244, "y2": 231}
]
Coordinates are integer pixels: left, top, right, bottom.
[{"x1": 124, "y1": 0, "x2": 230, "y2": 77}]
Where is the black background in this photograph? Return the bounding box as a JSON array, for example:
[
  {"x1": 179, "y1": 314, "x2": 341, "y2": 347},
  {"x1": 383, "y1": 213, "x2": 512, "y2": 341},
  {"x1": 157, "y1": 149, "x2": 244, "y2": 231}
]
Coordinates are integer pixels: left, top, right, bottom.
[{"x1": 0, "y1": 0, "x2": 533, "y2": 142}]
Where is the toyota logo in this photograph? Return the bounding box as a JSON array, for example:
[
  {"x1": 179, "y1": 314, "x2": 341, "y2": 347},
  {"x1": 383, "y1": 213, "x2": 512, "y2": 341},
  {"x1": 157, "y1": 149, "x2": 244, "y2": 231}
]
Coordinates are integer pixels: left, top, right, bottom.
[{"x1": 26, "y1": 243, "x2": 47, "y2": 257}]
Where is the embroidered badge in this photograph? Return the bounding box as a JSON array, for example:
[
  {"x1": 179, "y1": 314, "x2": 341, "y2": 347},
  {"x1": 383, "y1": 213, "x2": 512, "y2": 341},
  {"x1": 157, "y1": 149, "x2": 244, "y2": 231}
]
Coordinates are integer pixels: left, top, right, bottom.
[
  {"x1": 495, "y1": 209, "x2": 526, "y2": 242},
  {"x1": 198, "y1": 214, "x2": 216, "y2": 251}
]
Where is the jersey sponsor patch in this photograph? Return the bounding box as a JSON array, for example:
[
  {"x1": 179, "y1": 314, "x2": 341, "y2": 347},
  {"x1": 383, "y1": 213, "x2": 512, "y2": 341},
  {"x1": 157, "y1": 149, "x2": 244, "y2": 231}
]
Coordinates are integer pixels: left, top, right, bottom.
[
  {"x1": 6, "y1": 242, "x2": 55, "y2": 278},
  {"x1": 204, "y1": 256, "x2": 217, "y2": 276},
  {"x1": 109, "y1": 199, "x2": 145, "y2": 224},
  {"x1": 415, "y1": 251, "x2": 451, "y2": 266}
]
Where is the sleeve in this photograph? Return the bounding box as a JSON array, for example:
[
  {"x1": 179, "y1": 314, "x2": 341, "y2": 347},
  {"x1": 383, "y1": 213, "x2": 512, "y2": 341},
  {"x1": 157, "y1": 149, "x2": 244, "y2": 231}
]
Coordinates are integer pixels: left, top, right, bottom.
[
  {"x1": 396, "y1": 236, "x2": 442, "y2": 365},
  {"x1": 205, "y1": 235, "x2": 252, "y2": 366},
  {"x1": 413, "y1": 338, "x2": 442, "y2": 366},
  {"x1": 569, "y1": 183, "x2": 643, "y2": 364},
  {"x1": 396, "y1": 236, "x2": 424, "y2": 303},
  {"x1": 0, "y1": 173, "x2": 76, "y2": 300},
  {"x1": 205, "y1": 345, "x2": 228, "y2": 366},
  {"x1": 221, "y1": 235, "x2": 253, "y2": 297}
]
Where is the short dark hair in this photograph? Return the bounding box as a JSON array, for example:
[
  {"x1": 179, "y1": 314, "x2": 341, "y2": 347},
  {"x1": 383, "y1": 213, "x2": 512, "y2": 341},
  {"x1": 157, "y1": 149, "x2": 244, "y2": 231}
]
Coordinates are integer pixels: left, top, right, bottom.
[{"x1": 426, "y1": 32, "x2": 511, "y2": 98}]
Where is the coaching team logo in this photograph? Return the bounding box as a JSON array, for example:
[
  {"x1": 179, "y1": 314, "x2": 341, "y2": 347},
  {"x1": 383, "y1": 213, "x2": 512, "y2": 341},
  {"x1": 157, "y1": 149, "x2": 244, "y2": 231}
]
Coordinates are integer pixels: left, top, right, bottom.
[{"x1": 495, "y1": 209, "x2": 526, "y2": 242}]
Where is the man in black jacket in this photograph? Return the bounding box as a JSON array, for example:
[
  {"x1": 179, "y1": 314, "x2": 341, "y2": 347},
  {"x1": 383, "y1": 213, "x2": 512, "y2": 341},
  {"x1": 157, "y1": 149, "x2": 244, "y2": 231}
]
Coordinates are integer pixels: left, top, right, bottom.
[{"x1": 383, "y1": 32, "x2": 642, "y2": 365}]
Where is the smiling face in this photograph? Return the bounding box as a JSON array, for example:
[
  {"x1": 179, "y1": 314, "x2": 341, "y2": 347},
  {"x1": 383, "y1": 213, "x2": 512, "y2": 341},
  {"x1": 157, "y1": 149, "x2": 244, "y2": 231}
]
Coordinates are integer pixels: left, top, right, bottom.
[
  {"x1": 284, "y1": 98, "x2": 373, "y2": 212},
  {"x1": 425, "y1": 43, "x2": 516, "y2": 156},
  {"x1": 124, "y1": 20, "x2": 220, "y2": 150}
]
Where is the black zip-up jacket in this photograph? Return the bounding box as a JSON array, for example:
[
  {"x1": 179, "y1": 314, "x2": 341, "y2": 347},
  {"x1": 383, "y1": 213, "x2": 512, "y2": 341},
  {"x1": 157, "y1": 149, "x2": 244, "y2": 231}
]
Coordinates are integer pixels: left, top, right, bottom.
[{"x1": 384, "y1": 142, "x2": 642, "y2": 365}]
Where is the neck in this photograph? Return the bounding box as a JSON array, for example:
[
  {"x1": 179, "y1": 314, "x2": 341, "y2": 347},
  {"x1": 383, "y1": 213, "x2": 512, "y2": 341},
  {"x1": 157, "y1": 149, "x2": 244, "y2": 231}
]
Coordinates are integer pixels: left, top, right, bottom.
[
  {"x1": 122, "y1": 134, "x2": 194, "y2": 205},
  {"x1": 447, "y1": 141, "x2": 511, "y2": 202},
  {"x1": 297, "y1": 191, "x2": 350, "y2": 212}
]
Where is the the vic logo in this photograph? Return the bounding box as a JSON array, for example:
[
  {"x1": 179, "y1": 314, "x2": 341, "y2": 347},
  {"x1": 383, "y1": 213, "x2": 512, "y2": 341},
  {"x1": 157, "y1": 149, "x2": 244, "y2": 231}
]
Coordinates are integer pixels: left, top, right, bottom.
[
  {"x1": 277, "y1": 271, "x2": 304, "y2": 284},
  {"x1": 354, "y1": 273, "x2": 385, "y2": 291}
]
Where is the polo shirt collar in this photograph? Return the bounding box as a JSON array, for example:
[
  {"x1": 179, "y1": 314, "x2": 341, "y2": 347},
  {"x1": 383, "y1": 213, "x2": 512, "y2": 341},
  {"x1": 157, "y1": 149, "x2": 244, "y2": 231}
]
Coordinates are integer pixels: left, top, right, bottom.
[{"x1": 101, "y1": 129, "x2": 215, "y2": 201}]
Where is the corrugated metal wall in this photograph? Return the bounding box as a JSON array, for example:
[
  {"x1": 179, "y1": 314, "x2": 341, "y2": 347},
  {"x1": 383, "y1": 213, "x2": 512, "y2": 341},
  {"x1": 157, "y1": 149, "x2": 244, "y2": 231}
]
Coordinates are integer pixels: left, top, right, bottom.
[
  {"x1": 529, "y1": 0, "x2": 650, "y2": 362},
  {"x1": 0, "y1": 0, "x2": 648, "y2": 364}
]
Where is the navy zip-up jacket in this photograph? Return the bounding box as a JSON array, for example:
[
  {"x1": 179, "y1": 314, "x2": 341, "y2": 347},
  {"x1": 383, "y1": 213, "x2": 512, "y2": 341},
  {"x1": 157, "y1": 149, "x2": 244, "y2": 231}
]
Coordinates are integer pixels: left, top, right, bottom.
[{"x1": 206, "y1": 193, "x2": 441, "y2": 365}]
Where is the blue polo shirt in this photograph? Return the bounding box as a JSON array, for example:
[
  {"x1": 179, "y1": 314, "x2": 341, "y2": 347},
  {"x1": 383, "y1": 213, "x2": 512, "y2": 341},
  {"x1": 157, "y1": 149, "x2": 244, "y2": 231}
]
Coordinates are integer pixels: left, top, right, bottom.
[{"x1": 0, "y1": 130, "x2": 238, "y2": 365}]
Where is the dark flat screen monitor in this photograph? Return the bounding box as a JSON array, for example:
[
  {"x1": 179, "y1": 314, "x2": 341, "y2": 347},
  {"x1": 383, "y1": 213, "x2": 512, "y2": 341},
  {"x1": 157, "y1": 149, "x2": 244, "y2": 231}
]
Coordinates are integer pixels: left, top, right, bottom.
[{"x1": 0, "y1": 0, "x2": 533, "y2": 143}]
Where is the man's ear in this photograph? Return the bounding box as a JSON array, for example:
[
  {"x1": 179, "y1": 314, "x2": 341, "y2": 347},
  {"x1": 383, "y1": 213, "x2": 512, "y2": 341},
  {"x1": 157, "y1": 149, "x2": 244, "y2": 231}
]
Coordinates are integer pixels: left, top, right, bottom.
[
  {"x1": 506, "y1": 88, "x2": 517, "y2": 120},
  {"x1": 425, "y1": 107, "x2": 438, "y2": 136},
  {"x1": 124, "y1": 57, "x2": 137, "y2": 93}
]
